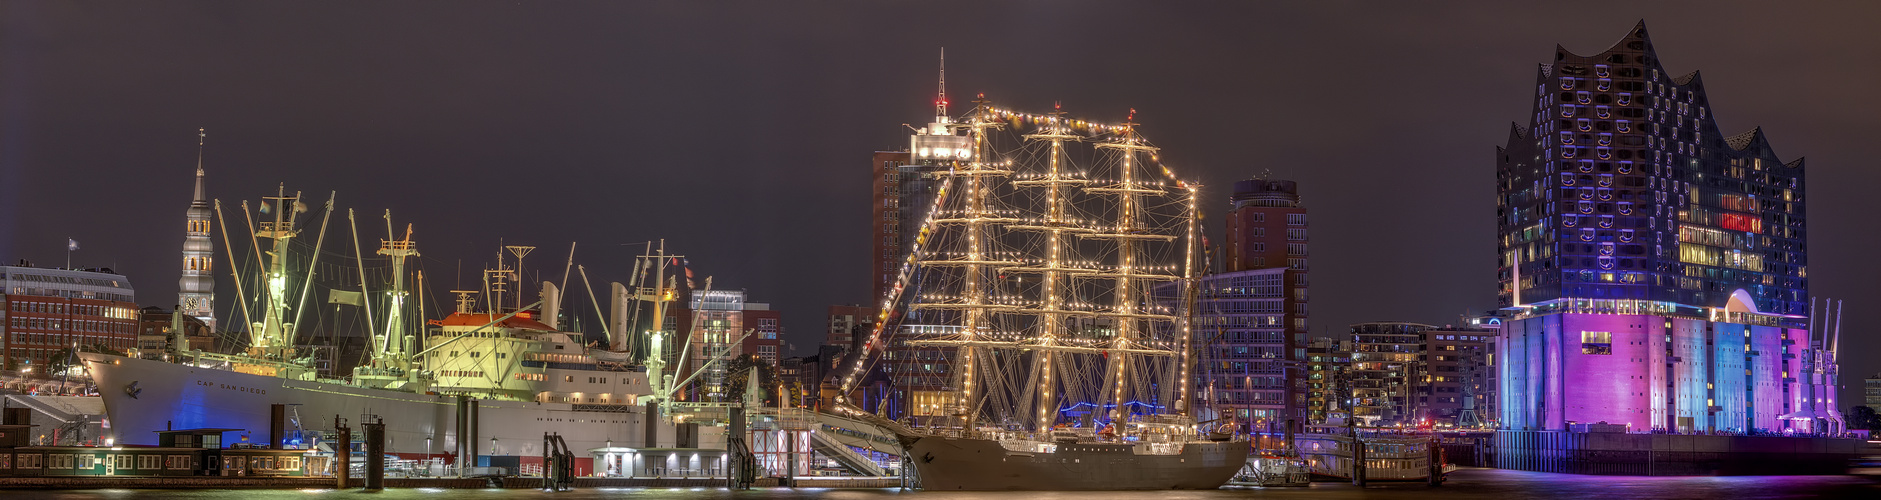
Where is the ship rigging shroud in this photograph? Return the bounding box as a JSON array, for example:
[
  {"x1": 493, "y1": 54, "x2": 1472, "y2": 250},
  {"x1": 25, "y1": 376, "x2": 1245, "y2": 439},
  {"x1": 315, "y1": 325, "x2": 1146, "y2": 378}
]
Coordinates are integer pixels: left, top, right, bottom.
[{"x1": 839, "y1": 103, "x2": 1205, "y2": 434}]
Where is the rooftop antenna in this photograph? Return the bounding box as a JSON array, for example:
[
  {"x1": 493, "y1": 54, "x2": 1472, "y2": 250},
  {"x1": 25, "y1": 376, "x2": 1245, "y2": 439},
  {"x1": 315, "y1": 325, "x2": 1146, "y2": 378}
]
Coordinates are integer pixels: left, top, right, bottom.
[{"x1": 936, "y1": 47, "x2": 948, "y2": 121}]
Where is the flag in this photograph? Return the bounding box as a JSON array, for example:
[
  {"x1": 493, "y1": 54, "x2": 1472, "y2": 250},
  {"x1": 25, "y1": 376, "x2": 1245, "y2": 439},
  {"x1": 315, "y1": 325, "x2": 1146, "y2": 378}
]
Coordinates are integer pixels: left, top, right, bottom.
[
  {"x1": 328, "y1": 290, "x2": 364, "y2": 306},
  {"x1": 67, "y1": 239, "x2": 78, "y2": 251}
]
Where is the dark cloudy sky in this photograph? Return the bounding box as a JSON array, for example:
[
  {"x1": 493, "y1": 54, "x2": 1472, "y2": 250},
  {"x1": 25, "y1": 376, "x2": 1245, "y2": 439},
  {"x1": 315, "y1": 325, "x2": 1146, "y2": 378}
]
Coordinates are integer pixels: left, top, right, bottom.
[{"x1": 3, "y1": 2, "x2": 1877, "y2": 406}]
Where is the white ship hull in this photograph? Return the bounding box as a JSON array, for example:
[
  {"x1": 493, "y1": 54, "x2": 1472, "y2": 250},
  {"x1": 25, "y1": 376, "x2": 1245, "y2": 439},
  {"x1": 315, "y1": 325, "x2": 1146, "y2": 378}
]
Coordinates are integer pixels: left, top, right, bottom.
[{"x1": 81, "y1": 353, "x2": 698, "y2": 458}]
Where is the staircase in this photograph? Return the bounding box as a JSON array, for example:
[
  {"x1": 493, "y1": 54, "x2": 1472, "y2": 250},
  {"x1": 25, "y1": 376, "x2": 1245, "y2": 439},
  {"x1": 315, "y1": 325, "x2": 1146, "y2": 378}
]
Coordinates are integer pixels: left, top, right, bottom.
[
  {"x1": 808, "y1": 428, "x2": 887, "y2": 477},
  {"x1": 4, "y1": 394, "x2": 81, "y2": 424}
]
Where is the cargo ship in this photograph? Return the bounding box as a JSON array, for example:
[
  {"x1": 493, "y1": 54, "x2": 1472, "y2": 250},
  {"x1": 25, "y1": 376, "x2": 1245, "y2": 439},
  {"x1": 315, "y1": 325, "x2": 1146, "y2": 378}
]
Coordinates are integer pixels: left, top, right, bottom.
[{"x1": 82, "y1": 182, "x2": 726, "y2": 464}]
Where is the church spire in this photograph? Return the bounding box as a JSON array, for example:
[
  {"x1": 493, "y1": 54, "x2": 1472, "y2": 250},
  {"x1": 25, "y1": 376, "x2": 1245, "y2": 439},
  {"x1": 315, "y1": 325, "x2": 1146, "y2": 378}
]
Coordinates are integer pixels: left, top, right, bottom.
[
  {"x1": 193, "y1": 128, "x2": 208, "y2": 205},
  {"x1": 180, "y1": 127, "x2": 217, "y2": 333}
]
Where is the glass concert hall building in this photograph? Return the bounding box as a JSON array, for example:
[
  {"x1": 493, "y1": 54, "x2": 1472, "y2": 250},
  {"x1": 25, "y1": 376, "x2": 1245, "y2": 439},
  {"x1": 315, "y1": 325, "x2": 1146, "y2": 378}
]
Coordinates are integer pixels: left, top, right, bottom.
[{"x1": 1494, "y1": 22, "x2": 1842, "y2": 435}]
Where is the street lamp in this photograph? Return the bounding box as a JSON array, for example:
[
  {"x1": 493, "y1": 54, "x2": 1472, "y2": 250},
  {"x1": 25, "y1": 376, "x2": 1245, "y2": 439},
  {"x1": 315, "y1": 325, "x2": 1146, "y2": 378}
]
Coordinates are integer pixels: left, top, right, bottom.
[{"x1": 490, "y1": 437, "x2": 498, "y2": 455}]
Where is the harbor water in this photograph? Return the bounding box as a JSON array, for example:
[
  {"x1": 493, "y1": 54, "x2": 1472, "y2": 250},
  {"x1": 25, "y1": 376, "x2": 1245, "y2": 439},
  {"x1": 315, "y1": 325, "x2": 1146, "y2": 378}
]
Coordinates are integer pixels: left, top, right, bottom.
[{"x1": 13, "y1": 468, "x2": 1880, "y2": 499}]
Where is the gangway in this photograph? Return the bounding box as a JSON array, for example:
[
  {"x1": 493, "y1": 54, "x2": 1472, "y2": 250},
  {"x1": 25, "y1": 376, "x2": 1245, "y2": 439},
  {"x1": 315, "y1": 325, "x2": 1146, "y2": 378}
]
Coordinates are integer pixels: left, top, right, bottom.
[
  {"x1": 808, "y1": 427, "x2": 887, "y2": 477},
  {"x1": 806, "y1": 411, "x2": 904, "y2": 456}
]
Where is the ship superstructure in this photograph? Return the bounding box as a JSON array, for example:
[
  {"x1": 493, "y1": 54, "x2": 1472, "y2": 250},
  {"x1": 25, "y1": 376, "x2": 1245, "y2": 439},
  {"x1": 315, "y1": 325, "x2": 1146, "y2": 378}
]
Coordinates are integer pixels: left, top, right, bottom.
[{"x1": 834, "y1": 99, "x2": 1246, "y2": 490}]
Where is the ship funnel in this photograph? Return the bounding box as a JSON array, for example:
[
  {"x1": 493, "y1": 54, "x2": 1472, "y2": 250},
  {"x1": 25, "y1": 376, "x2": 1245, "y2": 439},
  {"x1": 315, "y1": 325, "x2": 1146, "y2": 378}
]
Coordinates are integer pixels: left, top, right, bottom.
[
  {"x1": 541, "y1": 281, "x2": 561, "y2": 330},
  {"x1": 609, "y1": 282, "x2": 630, "y2": 352}
]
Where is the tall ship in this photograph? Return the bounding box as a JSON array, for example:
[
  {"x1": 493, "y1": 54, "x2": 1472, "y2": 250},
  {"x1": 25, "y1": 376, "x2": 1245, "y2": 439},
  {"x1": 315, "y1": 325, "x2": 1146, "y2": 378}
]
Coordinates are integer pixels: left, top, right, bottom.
[
  {"x1": 832, "y1": 96, "x2": 1248, "y2": 490},
  {"x1": 82, "y1": 177, "x2": 731, "y2": 465}
]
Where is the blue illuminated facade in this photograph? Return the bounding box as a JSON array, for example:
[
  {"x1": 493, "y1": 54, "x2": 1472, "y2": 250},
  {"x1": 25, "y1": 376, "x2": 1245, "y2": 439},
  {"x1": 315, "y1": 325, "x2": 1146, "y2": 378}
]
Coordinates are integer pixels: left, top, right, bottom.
[{"x1": 1493, "y1": 23, "x2": 1841, "y2": 436}]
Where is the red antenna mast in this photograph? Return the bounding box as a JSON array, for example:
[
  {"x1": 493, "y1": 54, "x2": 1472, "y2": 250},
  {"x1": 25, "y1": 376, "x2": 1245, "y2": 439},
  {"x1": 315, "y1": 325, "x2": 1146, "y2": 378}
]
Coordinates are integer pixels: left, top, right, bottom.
[{"x1": 936, "y1": 47, "x2": 948, "y2": 119}]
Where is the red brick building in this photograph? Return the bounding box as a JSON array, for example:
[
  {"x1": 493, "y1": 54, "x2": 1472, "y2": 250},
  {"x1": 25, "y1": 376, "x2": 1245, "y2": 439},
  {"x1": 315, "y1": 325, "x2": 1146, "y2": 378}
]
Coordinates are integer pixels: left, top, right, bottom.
[
  {"x1": 742, "y1": 306, "x2": 782, "y2": 366},
  {"x1": 870, "y1": 151, "x2": 911, "y2": 305},
  {"x1": 824, "y1": 304, "x2": 875, "y2": 351},
  {"x1": 1, "y1": 266, "x2": 139, "y2": 374}
]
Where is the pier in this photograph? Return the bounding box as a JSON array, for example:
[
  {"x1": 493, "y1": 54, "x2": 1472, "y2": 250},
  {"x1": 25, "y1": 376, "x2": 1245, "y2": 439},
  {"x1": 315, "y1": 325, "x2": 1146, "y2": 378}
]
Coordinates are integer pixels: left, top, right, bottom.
[{"x1": 0, "y1": 475, "x2": 902, "y2": 490}]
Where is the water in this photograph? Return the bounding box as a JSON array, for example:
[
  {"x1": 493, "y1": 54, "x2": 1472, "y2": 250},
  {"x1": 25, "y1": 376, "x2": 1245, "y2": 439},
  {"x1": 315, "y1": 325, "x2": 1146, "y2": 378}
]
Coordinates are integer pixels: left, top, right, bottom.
[{"x1": 18, "y1": 469, "x2": 1880, "y2": 499}]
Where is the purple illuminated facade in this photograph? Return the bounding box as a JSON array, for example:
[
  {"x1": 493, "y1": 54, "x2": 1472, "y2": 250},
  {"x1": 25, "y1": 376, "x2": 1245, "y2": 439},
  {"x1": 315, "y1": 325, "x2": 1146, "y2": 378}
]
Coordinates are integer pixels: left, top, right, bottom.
[{"x1": 1495, "y1": 23, "x2": 1842, "y2": 435}]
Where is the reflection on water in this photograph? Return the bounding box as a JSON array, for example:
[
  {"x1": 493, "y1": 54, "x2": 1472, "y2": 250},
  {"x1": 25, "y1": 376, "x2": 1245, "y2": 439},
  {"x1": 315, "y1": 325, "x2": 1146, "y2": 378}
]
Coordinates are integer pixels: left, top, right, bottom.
[{"x1": 18, "y1": 469, "x2": 1881, "y2": 499}]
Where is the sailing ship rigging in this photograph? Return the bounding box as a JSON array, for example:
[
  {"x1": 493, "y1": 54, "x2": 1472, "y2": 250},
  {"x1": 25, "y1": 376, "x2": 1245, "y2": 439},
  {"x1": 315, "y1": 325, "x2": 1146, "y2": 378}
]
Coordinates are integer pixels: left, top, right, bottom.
[{"x1": 831, "y1": 97, "x2": 1243, "y2": 490}]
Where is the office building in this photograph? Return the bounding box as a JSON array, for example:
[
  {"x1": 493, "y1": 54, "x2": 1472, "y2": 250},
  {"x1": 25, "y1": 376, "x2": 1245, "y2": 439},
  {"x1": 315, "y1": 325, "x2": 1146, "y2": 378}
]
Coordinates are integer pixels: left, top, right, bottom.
[
  {"x1": 825, "y1": 304, "x2": 875, "y2": 352},
  {"x1": 1190, "y1": 267, "x2": 1294, "y2": 425},
  {"x1": 1187, "y1": 179, "x2": 1311, "y2": 427},
  {"x1": 1349, "y1": 322, "x2": 1429, "y2": 426},
  {"x1": 744, "y1": 306, "x2": 781, "y2": 367},
  {"x1": 1304, "y1": 337, "x2": 1352, "y2": 425},
  {"x1": 871, "y1": 151, "x2": 912, "y2": 305},
  {"x1": 1417, "y1": 326, "x2": 1497, "y2": 428},
  {"x1": 1864, "y1": 374, "x2": 1880, "y2": 408},
  {"x1": 874, "y1": 93, "x2": 971, "y2": 423},
  {"x1": 1, "y1": 265, "x2": 139, "y2": 373}
]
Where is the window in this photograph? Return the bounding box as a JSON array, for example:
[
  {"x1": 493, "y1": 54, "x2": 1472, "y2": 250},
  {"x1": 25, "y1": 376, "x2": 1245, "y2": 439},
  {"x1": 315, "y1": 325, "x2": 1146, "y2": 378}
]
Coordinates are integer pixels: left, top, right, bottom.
[
  {"x1": 1581, "y1": 331, "x2": 1612, "y2": 355},
  {"x1": 1286, "y1": 229, "x2": 1307, "y2": 241},
  {"x1": 1287, "y1": 243, "x2": 1307, "y2": 256},
  {"x1": 1286, "y1": 213, "x2": 1306, "y2": 226}
]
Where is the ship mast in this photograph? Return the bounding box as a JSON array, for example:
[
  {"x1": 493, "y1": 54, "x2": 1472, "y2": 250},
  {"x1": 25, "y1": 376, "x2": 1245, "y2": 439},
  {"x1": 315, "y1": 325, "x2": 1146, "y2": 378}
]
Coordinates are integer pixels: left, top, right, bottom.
[
  {"x1": 251, "y1": 185, "x2": 306, "y2": 359},
  {"x1": 851, "y1": 102, "x2": 1196, "y2": 438},
  {"x1": 1175, "y1": 182, "x2": 1201, "y2": 416},
  {"x1": 1008, "y1": 103, "x2": 1088, "y2": 431},
  {"x1": 934, "y1": 96, "x2": 1013, "y2": 430},
  {"x1": 1086, "y1": 110, "x2": 1177, "y2": 420},
  {"x1": 376, "y1": 214, "x2": 419, "y2": 370},
  {"x1": 637, "y1": 240, "x2": 684, "y2": 403}
]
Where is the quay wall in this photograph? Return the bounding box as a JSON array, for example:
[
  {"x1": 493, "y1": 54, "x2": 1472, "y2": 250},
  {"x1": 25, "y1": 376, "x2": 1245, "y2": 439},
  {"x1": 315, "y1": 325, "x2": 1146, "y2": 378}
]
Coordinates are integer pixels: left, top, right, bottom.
[
  {"x1": 0, "y1": 476, "x2": 900, "y2": 490},
  {"x1": 1493, "y1": 430, "x2": 1867, "y2": 475}
]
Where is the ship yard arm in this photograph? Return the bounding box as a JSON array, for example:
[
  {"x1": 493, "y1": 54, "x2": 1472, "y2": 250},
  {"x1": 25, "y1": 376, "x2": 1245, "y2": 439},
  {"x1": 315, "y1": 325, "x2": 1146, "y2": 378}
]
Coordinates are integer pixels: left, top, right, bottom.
[
  {"x1": 654, "y1": 328, "x2": 754, "y2": 402},
  {"x1": 212, "y1": 200, "x2": 255, "y2": 343},
  {"x1": 905, "y1": 339, "x2": 1175, "y2": 357},
  {"x1": 289, "y1": 192, "x2": 336, "y2": 349},
  {"x1": 576, "y1": 265, "x2": 612, "y2": 341},
  {"x1": 348, "y1": 209, "x2": 379, "y2": 355}
]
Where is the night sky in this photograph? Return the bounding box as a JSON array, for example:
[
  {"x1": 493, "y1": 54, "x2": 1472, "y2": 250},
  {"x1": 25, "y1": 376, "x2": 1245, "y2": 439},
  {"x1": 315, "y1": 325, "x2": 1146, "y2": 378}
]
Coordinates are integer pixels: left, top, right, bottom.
[{"x1": 3, "y1": 2, "x2": 1877, "y2": 407}]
